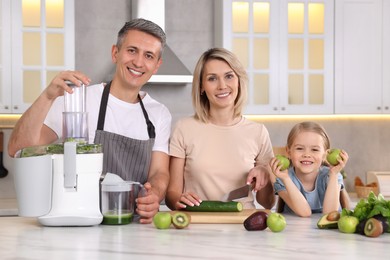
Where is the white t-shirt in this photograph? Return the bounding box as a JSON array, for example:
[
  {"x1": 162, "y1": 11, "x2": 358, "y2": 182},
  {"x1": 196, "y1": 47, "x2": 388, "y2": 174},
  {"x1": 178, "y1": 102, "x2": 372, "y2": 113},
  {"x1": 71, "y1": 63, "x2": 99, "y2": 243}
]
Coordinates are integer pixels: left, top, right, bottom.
[{"x1": 45, "y1": 83, "x2": 172, "y2": 154}]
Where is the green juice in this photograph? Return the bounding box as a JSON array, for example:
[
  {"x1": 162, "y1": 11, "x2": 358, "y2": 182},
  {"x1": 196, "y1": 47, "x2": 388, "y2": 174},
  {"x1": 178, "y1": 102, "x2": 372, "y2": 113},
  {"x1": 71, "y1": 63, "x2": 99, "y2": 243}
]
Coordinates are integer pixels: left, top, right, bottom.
[{"x1": 102, "y1": 211, "x2": 133, "y2": 225}]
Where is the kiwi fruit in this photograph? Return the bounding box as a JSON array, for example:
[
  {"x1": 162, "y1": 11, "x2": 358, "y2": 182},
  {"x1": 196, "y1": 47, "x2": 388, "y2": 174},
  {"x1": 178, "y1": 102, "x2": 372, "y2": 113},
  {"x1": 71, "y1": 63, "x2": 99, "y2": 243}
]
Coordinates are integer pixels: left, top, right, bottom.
[
  {"x1": 172, "y1": 212, "x2": 191, "y2": 229},
  {"x1": 356, "y1": 219, "x2": 367, "y2": 235},
  {"x1": 373, "y1": 214, "x2": 390, "y2": 233},
  {"x1": 364, "y1": 218, "x2": 383, "y2": 238}
]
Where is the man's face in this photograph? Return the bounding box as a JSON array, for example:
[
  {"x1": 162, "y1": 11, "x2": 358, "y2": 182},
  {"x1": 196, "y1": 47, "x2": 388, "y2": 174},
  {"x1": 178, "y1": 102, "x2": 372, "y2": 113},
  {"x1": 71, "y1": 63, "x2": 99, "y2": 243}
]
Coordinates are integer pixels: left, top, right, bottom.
[{"x1": 112, "y1": 29, "x2": 162, "y2": 89}]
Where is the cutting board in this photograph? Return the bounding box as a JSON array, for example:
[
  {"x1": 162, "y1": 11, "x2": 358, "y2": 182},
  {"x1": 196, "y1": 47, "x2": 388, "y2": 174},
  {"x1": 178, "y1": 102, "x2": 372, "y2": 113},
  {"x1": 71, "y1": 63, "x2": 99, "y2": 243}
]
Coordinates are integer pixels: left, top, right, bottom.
[{"x1": 170, "y1": 209, "x2": 271, "y2": 224}]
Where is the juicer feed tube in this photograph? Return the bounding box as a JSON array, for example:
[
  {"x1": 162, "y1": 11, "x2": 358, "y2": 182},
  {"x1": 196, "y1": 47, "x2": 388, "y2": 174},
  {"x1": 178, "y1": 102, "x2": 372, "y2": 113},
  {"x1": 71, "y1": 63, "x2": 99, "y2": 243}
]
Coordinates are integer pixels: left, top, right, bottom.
[{"x1": 63, "y1": 82, "x2": 88, "y2": 142}]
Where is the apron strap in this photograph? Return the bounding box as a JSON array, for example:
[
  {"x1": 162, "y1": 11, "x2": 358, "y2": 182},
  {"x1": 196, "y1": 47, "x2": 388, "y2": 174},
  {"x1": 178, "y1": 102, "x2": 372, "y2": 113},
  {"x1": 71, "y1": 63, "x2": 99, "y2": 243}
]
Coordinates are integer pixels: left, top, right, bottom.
[
  {"x1": 139, "y1": 94, "x2": 156, "y2": 139},
  {"x1": 96, "y1": 82, "x2": 111, "y2": 131},
  {"x1": 96, "y1": 81, "x2": 156, "y2": 139}
]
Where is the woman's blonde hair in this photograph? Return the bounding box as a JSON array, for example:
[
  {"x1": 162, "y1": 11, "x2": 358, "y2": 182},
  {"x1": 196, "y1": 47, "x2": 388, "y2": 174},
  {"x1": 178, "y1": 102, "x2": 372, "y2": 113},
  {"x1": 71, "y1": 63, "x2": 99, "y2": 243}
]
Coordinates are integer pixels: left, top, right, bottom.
[
  {"x1": 287, "y1": 121, "x2": 331, "y2": 150},
  {"x1": 192, "y1": 48, "x2": 248, "y2": 123}
]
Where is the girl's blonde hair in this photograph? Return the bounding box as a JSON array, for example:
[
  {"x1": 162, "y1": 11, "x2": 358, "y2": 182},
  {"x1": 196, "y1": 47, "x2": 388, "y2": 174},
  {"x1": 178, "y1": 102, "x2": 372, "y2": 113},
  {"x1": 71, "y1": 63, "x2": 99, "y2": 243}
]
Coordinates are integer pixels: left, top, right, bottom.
[
  {"x1": 192, "y1": 48, "x2": 248, "y2": 123},
  {"x1": 287, "y1": 121, "x2": 331, "y2": 150}
]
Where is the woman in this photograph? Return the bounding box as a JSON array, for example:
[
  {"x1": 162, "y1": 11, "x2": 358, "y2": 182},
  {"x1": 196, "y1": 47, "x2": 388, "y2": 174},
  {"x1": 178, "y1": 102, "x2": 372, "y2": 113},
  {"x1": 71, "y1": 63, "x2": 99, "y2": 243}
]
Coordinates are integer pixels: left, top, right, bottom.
[{"x1": 165, "y1": 48, "x2": 275, "y2": 210}]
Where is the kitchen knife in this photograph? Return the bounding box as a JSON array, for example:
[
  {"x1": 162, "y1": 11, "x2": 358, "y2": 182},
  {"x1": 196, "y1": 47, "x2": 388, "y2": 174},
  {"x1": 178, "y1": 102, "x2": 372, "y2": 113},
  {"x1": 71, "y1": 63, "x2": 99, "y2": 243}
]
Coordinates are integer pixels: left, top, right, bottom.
[{"x1": 220, "y1": 183, "x2": 252, "y2": 202}]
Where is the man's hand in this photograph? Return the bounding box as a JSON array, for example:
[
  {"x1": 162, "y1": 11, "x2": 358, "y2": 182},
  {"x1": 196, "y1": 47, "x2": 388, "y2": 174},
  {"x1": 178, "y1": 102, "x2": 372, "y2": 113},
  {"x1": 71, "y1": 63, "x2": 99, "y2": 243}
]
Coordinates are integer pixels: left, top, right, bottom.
[
  {"x1": 135, "y1": 182, "x2": 160, "y2": 224},
  {"x1": 45, "y1": 70, "x2": 91, "y2": 100}
]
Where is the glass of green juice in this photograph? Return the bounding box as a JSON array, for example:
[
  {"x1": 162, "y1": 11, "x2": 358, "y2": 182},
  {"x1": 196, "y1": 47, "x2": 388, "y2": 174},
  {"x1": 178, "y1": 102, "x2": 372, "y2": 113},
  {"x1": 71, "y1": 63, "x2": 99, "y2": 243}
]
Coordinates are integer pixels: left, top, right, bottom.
[
  {"x1": 102, "y1": 210, "x2": 133, "y2": 225},
  {"x1": 101, "y1": 181, "x2": 136, "y2": 225}
]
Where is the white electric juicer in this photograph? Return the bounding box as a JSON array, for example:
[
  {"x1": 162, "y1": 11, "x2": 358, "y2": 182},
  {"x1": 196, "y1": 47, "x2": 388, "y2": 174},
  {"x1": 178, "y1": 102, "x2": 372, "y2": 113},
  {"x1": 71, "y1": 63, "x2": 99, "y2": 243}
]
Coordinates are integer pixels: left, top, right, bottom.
[{"x1": 13, "y1": 83, "x2": 103, "y2": 226}]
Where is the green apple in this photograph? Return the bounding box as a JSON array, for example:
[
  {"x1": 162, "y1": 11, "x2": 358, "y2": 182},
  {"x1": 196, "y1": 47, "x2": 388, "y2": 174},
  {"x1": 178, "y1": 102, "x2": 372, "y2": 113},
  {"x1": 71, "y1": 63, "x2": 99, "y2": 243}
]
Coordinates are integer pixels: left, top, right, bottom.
[
  {"x1": 338, "y1": 215, "x2": 359, "y2": 233},
  {"x1": 327, "y1": 149, "x2": 341, "y2": 166},
  {"x1": 153, "y1": 212, "x2": 172, "y2": 229},
  {"x1": 266, "y1": 212, "x2": 287, "y2": 232},
  {"x1": 275, "y1": 154, "x2": 290, "y2": 171}
]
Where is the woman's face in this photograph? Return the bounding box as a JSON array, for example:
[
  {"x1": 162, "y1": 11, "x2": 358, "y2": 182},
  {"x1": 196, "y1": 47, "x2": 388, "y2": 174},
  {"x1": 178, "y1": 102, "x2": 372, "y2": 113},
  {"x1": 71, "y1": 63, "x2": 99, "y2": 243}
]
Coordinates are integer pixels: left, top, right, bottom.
[
  {"x1": 201, "y1": 59, "x2": 239, "y2": 111},
  {"x1": 287, "y1": 131, "x2": 327, "y2": 175}
]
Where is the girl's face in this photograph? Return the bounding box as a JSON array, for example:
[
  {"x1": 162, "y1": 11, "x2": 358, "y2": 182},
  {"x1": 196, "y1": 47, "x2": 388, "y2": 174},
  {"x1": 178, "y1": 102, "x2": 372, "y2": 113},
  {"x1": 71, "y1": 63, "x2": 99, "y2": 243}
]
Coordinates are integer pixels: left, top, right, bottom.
[
  {"x1": 201, "y1": 59, "x2": 239, "y2": 111},
  {"x1": 287, "y1": 131, "x2": 327, "y2": 175}
]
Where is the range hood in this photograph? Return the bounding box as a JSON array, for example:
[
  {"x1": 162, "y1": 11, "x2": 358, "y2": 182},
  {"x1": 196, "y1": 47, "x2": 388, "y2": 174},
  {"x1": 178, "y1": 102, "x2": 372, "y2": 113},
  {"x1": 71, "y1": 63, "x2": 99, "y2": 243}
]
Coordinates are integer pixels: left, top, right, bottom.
[{"x1": 131, "y1": 0, "x2": 193, "y2": 84}]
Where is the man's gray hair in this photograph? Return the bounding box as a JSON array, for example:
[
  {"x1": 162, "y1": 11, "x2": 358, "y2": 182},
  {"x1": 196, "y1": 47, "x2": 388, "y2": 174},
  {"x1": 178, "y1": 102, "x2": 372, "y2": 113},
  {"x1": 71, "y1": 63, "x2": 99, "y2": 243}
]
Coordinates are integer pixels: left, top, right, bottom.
[{"x1": 116, "y1": 18, "x2": 166, "y2": 57}]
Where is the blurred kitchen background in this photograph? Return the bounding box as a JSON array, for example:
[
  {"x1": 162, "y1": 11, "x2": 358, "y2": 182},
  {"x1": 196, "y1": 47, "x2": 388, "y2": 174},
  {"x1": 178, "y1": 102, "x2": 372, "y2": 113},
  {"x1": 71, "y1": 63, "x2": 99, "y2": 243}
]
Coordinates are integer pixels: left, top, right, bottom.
[{"x1": 1, "y1": 0, "x2": 390, "y2": 202}]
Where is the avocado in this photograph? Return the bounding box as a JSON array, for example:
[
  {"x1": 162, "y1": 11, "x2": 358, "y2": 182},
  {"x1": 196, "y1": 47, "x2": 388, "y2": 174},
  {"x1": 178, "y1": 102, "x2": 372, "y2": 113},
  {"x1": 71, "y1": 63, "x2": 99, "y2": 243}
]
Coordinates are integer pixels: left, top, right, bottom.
[{"x1": 317, "y1": 213, "x2": 339, "y2": 229}]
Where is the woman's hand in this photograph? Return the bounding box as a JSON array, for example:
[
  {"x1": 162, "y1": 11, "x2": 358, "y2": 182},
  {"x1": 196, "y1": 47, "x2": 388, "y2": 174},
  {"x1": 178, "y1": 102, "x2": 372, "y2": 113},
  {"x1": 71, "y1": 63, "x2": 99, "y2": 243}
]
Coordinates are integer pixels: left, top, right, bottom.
[{"x1": 247, "y1": 165, "x2": 270, "y2": 192}]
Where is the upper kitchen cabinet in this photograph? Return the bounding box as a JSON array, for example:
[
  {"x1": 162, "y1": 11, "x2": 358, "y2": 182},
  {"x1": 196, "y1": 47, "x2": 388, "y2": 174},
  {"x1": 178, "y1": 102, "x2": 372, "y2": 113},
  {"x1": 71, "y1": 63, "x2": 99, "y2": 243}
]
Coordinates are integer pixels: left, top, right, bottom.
[
  {"x1": 215, "y1": 0, "x2": 334, "y2": 115},
  {"x1": 335, "y1": 0, "x2": 390, "y2": 114},
  {"x1": 0, "y1": 0, "x2": 11, "y2": 113},
  {"x1": 0, "y1": 0, "x2": 75, "y2": 114}
]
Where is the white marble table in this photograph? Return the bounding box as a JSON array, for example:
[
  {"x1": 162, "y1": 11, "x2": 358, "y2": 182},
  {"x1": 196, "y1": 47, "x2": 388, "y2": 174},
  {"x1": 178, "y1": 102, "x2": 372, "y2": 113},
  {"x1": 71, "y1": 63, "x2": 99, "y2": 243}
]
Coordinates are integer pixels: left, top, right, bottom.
[{"x1": 0, "y1": 212, "x2": 388, "y2": 260}]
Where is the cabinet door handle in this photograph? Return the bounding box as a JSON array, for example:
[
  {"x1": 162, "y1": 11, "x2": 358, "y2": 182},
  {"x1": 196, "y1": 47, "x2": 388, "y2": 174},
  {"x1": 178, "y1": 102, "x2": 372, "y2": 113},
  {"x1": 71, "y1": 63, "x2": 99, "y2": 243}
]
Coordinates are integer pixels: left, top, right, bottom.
[
  {"x1": 13, "y1": 105, "x2": 19, "y2": 110},
  {"x1": 273, "y1": 107, "x2": 278, "y2": 111},
  {"x1": 377, "y1": 106, "x2": 381, "y2": 110},
  {"x1": 4, "y1": 106, "x2": 9, "y2": 110},
  {"x1": 281, "y1": 107, "x2": 286, "y2": 111},
  {"x1": 385, "y1": 106, "x2": 389, "y2": 110}
]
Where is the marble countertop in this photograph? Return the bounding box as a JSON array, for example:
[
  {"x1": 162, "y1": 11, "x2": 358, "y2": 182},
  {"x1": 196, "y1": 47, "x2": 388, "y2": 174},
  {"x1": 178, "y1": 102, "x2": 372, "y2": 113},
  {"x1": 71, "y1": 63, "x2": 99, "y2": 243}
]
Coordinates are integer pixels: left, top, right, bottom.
[{"x1": 0, "y1": 209, "x2": 389, "y2": 260}]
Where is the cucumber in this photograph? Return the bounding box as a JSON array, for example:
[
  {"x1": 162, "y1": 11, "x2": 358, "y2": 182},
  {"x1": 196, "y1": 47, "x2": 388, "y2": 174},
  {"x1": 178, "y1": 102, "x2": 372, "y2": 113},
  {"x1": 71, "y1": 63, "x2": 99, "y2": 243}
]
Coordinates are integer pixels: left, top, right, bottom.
[{"x1": 183, "y1": 200, "x2": 243, "y2": 212}]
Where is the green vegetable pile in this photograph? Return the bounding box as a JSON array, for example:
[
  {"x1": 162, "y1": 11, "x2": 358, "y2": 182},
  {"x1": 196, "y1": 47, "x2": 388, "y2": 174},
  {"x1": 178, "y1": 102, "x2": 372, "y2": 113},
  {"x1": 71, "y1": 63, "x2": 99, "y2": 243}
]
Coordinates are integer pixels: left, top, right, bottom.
[
  {"x1": 20, "y1": 143, "x2": 102, "y2": 157},
  {"x1": 345, "y1": 192, "x2": 390, "y2": 221},
  {"x1": 342, "y1": 191, "x2": 390, "y2": 233}
]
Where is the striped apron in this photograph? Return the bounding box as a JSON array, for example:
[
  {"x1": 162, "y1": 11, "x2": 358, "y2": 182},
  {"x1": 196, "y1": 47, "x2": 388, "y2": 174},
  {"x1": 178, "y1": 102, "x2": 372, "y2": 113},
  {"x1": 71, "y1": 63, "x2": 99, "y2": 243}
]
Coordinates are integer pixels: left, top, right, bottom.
[{"x1": 94, "y1": 81, "x2": 155, "y2": 184}]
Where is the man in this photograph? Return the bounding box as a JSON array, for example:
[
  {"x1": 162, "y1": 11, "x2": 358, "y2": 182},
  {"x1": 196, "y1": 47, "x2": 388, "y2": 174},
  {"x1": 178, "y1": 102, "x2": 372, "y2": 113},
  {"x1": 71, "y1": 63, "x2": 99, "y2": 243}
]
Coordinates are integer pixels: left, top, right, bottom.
[{"x1": 8, "y1": 19, "x2": 172, "y2": 224}]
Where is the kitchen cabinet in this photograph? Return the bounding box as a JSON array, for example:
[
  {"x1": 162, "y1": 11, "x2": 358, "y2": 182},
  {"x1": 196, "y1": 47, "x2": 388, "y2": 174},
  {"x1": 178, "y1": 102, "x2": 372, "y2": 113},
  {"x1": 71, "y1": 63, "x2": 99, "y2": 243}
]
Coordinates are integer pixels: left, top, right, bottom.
[
  {"x1": 335, "y1": 0, "x2": 390, "y2": 114},
  {"x1": 215, "y1": 0, "x2": 334, "y2": 115},
  {"x1": 0, "y1": 0, "x2": 12, "y2": 113},
  {"x1": 0, "y1": 0, "x2": 75, "y2": 114}
]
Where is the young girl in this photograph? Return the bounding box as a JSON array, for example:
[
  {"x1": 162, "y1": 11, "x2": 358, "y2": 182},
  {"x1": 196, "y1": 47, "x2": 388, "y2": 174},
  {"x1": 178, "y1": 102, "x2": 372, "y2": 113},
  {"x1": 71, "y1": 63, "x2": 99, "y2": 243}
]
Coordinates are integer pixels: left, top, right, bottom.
[{"x1": 269, "y1": 121, "x2": 348, "y2": 217}]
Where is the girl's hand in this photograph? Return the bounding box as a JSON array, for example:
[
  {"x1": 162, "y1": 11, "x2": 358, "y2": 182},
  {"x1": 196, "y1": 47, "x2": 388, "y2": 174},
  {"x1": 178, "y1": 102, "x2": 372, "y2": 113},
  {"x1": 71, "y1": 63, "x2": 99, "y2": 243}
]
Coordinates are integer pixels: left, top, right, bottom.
[
  {"x1": 329, "y1": 150, "x2": 349, "y2": 175},
  {"x1": 175, "y1": 192, "x2": 202, "y2": 210},
  {"x1": 269, "y1": 157, "x2": 290, "y2": 180}
]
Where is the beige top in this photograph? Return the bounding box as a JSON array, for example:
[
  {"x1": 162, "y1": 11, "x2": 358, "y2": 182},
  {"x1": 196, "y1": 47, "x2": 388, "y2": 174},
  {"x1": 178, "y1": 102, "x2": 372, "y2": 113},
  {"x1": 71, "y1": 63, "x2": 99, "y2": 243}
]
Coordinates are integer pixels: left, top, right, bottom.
[{"x1": 169, "y1": 116, "x2": 274, "y2": 208}]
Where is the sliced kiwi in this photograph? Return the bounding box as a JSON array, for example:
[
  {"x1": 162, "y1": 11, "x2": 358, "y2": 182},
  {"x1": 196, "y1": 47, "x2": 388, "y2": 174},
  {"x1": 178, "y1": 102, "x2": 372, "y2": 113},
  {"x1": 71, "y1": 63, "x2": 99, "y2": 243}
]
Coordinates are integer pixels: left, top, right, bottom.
[
  {"x1": 172, "y1": 212, "x2": 191, "y2": 229},
  {"x1": 364, "y1": 218, "x2": 383, "y2": 238}
]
